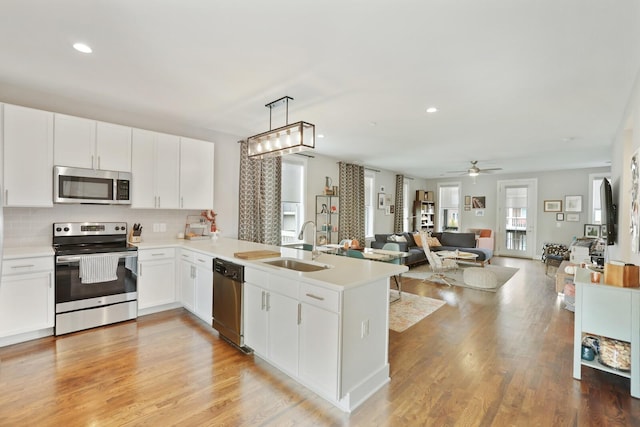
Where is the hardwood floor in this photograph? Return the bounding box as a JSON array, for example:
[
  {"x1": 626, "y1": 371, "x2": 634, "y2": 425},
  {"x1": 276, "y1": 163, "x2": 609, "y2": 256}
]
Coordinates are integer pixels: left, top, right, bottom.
[{"x1": 1, "y1": 257, "x2": 639, "y2": 426}]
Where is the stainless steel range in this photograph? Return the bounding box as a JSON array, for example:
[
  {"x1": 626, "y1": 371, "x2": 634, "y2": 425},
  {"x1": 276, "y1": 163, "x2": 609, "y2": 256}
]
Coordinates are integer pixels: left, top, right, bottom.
[{"x1": 53, "y1": 222, "x2": 138, "y2": 335}]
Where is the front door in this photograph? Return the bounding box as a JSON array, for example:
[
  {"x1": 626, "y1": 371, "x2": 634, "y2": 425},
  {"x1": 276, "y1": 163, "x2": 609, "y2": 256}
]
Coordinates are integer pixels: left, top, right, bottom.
[{"x1": 497, "y1": 179, "x2": 538, "y2": 258}]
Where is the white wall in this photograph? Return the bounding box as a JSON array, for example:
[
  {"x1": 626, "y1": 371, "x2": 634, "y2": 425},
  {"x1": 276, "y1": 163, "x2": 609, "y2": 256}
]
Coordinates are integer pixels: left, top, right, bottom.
[{"x1": 430, "y1": 167, "x2": 611, "y2": 257}]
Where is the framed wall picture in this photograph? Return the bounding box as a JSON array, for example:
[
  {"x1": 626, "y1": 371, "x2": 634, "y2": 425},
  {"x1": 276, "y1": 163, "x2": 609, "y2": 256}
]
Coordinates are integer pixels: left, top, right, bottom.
[
  {"x1": 384, "y1": 193, "x2": 392, "y2": 207},
  {"x1": 385, "y1": 206, "x2": 392, "y2": 215},
  {"x1": 565, "y1": 195, "x2": 582, "y2": 212},
  {"x1": 378, "y1": 193, "x2": 385, "y2": 209},
  {"x1": 544, "y1": 200, "x2": 562, "y2": 212},
  {"x1": 464, "y1": 195, "x2": 471, "y2": 206},
  {"x1": 584, "y1": 224, "x2": 600, "y2": 238},
  {"x1": 471, "y1": 196, "x2": 485, "y2": 209},
  {"x1": 390, "y1": 205, "x2": 395, "y2": 214},
  {"x1": 556, "y1": 213, "x2": 564, "y2": 221},
  {"x1": 566, "y1": 213, "x2": 580, "y2": 222}
]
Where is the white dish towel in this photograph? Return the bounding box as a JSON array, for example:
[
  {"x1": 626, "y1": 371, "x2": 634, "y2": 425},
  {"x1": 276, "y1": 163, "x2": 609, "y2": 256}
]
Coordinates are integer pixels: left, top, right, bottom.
[{"x1": 79, "y1": 254, "x2": 119, "y2": 284}]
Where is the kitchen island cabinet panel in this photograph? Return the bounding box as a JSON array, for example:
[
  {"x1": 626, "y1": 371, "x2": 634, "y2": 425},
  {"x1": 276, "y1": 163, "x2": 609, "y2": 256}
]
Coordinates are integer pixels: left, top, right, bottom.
[{"x1": 3, "y1": 104, "x2": 54, "y2": 207}]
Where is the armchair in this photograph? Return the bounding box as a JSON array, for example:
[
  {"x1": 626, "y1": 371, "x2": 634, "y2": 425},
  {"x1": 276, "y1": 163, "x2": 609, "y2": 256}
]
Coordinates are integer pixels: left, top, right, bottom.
[
  {"x1": 469, "y1": 228, "x2": 494, "y2": 250},
  {"x1": 420, "y1": 232, "x2": 457, "y2": 286}
]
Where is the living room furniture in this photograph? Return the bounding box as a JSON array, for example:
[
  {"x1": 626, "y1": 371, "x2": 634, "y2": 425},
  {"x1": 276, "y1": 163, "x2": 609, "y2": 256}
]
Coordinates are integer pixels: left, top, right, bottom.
[
  {"x1": 463, "y1": 267, "x2": 498, "y2": 289},
  {"x1": 413, "y1": 198, "x2": 435, "y2": 233},
  {"x1": 542, "y1": 242, "x2": 569, "y2": 275},
  {"x1": 437, "y1": 250, "x2": 480, "y2": 265},
  {"x1": 556, "y1": 260, "x2": 576, "y2": 294},
  {"x1": 316, "y1": 195, "x2": 339, "y2": 244},
  {"x1": 421, "y1": 240, "x2": 457, "y2": 286},
  {"x1": 371, "y1": 233, "x2": 427, "y2": 266},
  {"x1": 430, "y1": 232, "x2": 493, "y2": 265},
  {"x1": 573, "y1": 267, "x2": 640, "y2": 398},
  {"x1": 468, "y1": 228, "x2": 495, "y2": 251}
]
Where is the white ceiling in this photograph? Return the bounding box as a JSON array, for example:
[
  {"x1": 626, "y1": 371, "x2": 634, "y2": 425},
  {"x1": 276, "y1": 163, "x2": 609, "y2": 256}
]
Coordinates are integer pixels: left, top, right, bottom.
[{"x1": 1, "y1": 0, "x2": 638, "y2": 178}]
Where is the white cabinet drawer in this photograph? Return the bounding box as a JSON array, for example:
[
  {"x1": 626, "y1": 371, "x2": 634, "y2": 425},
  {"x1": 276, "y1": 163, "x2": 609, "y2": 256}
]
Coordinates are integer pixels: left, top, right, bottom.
[
  {"x1": 179, "y1": 249, "x2": 195, "y2": 263},
  {"x1": 138, "y1": 248, "x2": 175, "y2": 261},
  {"x1": 245, "y1": 267, "x2": 268, "y2": 286},
  {"x1": 300, "y1": 283, "x2": 340, "y2": 313},
  {"x1": 2, "y1": 257, "x2": 53, "y2": 275},
  {"x1": 193, "y1": 254, "x2": 212, "y2": 268}
]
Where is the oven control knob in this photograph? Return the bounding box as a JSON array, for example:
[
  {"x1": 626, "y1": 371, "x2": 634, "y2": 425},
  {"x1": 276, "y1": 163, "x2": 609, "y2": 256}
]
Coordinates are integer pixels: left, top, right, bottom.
[
  {"x1": 115, "y1": 226, "x2": 120, "y2": 231},
  {"x1": 64, "y1": 227, "x2": 70, "y2": 232},
  {"x1": 56, "y1": 227, "x2": 62, "y2": 232}
]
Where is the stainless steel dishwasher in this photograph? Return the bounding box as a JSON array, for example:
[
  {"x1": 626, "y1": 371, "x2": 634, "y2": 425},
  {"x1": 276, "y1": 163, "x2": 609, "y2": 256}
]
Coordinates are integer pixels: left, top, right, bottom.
[{"x1": 212, "y1": 258, "x2": 250, "y2": 353}]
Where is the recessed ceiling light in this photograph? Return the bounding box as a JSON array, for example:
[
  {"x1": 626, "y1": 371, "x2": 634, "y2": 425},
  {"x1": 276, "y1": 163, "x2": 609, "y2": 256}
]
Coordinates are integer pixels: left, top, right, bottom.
[
  {"x1": 317, "y1": 134, "x2": 325, "y2": 138},
  {"x1": 426, "y1": 107, "x2": 438, "y2": 113},
  {"x1": 73, "y1": 43, "x2": 92, "y2": 54}
]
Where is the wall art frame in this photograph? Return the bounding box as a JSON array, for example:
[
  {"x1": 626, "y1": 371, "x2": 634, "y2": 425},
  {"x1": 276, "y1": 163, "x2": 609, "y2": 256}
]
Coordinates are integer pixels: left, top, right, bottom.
[{"x1": 544, "y1": 200, "x2": 562, "y2": 212}]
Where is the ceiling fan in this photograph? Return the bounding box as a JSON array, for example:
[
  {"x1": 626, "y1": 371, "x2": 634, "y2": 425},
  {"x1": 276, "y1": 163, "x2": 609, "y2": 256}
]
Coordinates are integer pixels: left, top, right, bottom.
[{"x1": 448, "y1": 160, "x2": 503, "y2": 177}]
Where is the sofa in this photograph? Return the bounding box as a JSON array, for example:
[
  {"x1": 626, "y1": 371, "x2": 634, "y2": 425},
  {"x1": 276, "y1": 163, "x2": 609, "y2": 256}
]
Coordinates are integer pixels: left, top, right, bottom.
[
  {"x1": 431, "y1": 232, "x2": 493, "y2": 263},
  {"x1": 370, "y1": 233, "x2": 427, "y2": 266}
]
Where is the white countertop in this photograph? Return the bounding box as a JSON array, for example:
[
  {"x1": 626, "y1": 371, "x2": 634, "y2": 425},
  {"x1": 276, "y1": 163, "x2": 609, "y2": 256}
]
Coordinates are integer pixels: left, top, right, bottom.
[
  {"x1": 137, "y1": 237, "x2": 408, "y2": 290},
  {"x1": 3, "y1": 246, "x2": 55, "y2": 259}
]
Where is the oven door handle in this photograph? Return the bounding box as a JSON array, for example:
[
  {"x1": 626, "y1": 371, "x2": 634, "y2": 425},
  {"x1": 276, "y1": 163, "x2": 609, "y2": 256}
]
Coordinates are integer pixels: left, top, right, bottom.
[{"x1": 56, "y1": 252, "x2": 138, "y2": 264}]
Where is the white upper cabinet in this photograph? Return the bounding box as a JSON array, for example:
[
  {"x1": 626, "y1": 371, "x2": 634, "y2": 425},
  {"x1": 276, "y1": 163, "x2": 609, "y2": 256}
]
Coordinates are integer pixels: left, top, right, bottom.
[
  {"x1": 53, "y1": 114, "x2": 132, "y2": 172},
  {"x1": 96, "y1": 121, "x2": 132, "y2": 171},
  {"x1": 2, "y1": 104, "x2": 54, "y2": 207},
  {"x1": 131, "y1": 129, "x2": 179, "y2": 209},
  {"x1": 179, "y1": 137, "x2": 214, "y2": 209},
  {"x1": 53, "y1": 114, "x2": 95, "y2": 169}
]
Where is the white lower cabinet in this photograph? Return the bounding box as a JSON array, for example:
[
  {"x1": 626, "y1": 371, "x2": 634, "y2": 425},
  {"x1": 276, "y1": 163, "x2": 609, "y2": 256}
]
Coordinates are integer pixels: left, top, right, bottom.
[
  {"x1": 243, "y1": 268, "x2": 341, "y2": 399},
  {"x1": 137, "y1": 248, "x2": 176, "y2": 314},
  {"x1": 178, "y1": 249, "x2": 213, "y2": 323},
  {"x1": 299, "y1": 302, "x2": 340, "y2": 398},
  {"x1": 0, "y1": 256, "x2": 54, "y2": 344}
]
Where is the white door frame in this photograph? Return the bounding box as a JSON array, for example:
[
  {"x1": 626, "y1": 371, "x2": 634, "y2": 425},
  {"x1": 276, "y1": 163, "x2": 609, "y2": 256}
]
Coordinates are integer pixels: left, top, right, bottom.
[{"x1": 496, "y1": 178, "x2": 538, "y2": 258}]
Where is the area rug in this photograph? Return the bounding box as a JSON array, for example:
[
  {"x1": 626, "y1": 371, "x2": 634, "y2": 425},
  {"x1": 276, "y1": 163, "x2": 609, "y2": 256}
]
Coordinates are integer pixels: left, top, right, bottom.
[
  {"x1": 402, "y1": 264, "x2": 519, "y2": 292},
  {"x1": 389, "y1": 291, "x2": 446, "y2": 332}
]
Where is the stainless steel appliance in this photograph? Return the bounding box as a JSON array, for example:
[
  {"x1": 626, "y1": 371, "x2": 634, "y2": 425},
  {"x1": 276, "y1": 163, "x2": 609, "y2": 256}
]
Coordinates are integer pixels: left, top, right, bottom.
[
  {"x1": 212, "y1": 258, "x2": 249, "y2": 352},
  {"x1": 53, "y1": 222, "x2": 138, "y2": 335},
  {"x1": 53, "y1": 166, "x2": 131, "y2": 204}
]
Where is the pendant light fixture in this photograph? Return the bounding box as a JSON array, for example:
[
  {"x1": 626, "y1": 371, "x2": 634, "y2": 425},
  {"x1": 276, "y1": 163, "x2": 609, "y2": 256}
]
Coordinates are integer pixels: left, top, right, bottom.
[{"x1": 247, "y1": 96, "x2": 315, "y2": 158}]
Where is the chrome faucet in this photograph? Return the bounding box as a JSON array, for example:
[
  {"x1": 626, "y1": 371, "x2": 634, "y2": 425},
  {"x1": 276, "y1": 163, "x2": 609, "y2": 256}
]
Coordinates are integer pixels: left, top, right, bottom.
[{"x1": 298, "y1": 220, "x2": 319, "y2": 259}]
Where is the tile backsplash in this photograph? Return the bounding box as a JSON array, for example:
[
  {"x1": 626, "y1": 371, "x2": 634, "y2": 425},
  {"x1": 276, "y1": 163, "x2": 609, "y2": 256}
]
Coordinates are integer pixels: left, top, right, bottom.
[{"x1": 3, "y1": 206, "x2": 204, "y2": 247}]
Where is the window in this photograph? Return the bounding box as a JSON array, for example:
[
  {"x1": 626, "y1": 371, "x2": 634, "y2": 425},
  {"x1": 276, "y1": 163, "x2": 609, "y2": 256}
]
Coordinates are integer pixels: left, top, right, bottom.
[
  {"x1": 281, "y1": 158, "x2": 305, "y2": 244},
  {"x1": 364, "y1": 172, "x2": 375, "y2": 238},
  {"x1": 589, "y1": 173, "x2": 611, "y2": 224},
  {"x1": 438, "y1": 183, "x2": 460, "y2": 232}
]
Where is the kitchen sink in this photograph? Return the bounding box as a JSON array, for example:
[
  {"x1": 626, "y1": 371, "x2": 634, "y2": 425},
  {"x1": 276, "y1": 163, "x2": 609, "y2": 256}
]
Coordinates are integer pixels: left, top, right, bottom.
[{"x1": 263, "y1": 258, "x2": 331, "y2": 272}]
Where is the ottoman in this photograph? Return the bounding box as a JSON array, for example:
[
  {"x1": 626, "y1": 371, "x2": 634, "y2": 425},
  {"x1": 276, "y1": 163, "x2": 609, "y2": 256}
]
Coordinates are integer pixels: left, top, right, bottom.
[{"x1": 463, "y1": 267, "x2": 498, "y2": 289}]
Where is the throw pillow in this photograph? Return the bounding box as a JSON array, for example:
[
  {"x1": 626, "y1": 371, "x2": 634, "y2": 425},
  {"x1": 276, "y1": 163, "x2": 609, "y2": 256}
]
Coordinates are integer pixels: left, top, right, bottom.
[
  {"x1": 479, "y1": 229, "x2": 491, "y2": 238},
  {"x1": 388, "y1": 234, "x2": 407, "y2": 242},
  {"x1": 413, "y1": 233, "x2": 422, "y2": 247},
  {"x1": 403, "y1": 232, "x2": 416, "y2": 247},
  {"x1": 427, "y1": 236, "x2": 442, "y2": 247}
]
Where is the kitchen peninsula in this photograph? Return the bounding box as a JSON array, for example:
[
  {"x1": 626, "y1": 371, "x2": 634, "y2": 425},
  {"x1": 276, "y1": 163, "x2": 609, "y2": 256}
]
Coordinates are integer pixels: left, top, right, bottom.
[{"x1": 126, "y1": 237, "x2": 406, "y2": 412}]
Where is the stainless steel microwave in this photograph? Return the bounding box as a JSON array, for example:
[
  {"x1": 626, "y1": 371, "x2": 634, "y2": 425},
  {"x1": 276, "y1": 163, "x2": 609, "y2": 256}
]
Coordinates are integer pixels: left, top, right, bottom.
[{"x1": 54, "y1": 166, "x2": 131, "y2": 204}]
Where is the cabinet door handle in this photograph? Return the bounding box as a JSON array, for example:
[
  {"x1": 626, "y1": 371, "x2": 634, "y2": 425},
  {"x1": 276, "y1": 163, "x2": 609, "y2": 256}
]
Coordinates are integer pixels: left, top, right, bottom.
[
  {"x1": 4, "y1": 189, "x2": 7, "y2": 205},
  {"x1": 139, "y1": 263, "x2": 143, "y2": 277},
  {"x1": 97, "y1": 156, "x2": 101, "y2": 169},
  {"x1": 197, "y1": 258, "x2": 206, "y2": 263},
  {"x1": 261, "y1": 291, "x2": 265, "y2": 310},
  {"x1": 181, "y1": 197, "x2": 184, "y2": 208},
  {"x1": 157, "y1": 196, "x2": 161, "y2": 208},
  {"x1": 266, "y1": 292, "x2": 271, "y2": 311},
  {"x1": 11, "y1": 264, "x2": 35, "y2": 269},
  {"x1": 305, "y1": 293, "x2": 325, "y2": 301},
  {"x1": 151, "y1": 253, "x2": 164, "y2": 257},
  {"x1": 91, "y1": 155, "x2": 94, "y2": 169},
  {"x1": 297, "y1": 303, "x2": 301, "y2": 325},
  {"x1": 49, "y1": 272, "x2": 53, "y2": 288}
]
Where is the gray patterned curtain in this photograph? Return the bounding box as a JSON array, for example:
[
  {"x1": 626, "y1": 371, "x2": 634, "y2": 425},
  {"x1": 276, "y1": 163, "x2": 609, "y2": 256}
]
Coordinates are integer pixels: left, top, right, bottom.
[
  {"x1": 338, "y1": 162, "x2": 365, "y2": 244},
  {"x1": 238, "y1": 141, "x2": 282, "y2": 245},
  {"x1": 394, "y1": 174, "x2": 404, "y2": 233}
]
